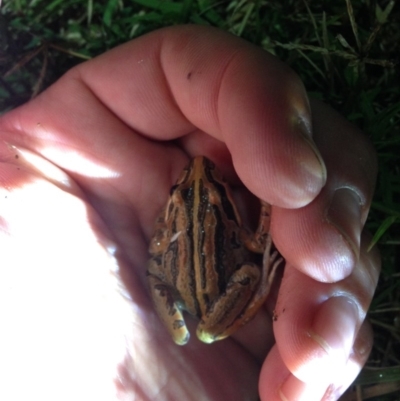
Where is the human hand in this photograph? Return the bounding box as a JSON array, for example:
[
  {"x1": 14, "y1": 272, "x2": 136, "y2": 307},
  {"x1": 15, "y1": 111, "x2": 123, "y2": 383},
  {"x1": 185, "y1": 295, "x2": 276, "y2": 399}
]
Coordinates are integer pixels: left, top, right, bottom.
[{"x1": 0, "y1": 25, "x2": 380, "y2": 401}]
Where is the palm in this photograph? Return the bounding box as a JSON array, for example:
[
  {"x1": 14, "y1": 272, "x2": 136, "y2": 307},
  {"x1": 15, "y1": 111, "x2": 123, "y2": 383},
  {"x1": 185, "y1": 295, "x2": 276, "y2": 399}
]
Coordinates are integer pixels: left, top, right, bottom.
[{"x1": 130, "y1": 318, "x2": 264, "y2": 400}]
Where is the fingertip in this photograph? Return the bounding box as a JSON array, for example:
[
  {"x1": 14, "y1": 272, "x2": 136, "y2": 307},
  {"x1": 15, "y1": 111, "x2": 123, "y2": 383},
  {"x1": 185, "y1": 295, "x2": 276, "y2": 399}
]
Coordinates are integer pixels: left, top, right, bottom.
[
  {"x1": 352, "y1": 319, "x2": 374, "y2": 362},
  {"x1": 306, "y1": 296, "x2": 360, "y2": 377},
  {"x1": 209, "y1": 44, "x2": 327, "y2": 208},
  {"x1": 259, "y1": 345, "x2": 329, "y2": 401},
  {"x1": 287, "y1": 87, "x2": 327, "y2": 205},
  {"x1": 278, "y1": 373, "x2": 328, "y2": 401},
  {"x1": 318, "y1": 321, "x2": 375, "y2": 400},
  {"x1": 259, "y1": 345, "x2": 290, "y2": 400},
  {"x1": 272, "y1": 207, "x2": 357, "y2": 283},
  {"x1": 276, "y1": 75, "x2": 327, "y2": 208}
]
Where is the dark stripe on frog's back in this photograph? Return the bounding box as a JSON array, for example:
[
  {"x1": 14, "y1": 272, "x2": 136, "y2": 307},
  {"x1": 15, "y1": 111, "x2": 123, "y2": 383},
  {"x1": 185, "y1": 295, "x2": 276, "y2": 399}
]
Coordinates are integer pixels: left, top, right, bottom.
[
  {"x1": 196, "y1": 178, "x2": 207, "y2": 292},
  {"x1": 167, "y1": 217, "x2": 179, "y2": 283},
  {"x1": 211, "y1": 203, "x2": 227, "y2": 294},
  {"x1": 172, "y1": 182, "x2": 201, "y2": 316},
  {"x1": 193, "y1": 178, "x2": 224, "y2": 314}
]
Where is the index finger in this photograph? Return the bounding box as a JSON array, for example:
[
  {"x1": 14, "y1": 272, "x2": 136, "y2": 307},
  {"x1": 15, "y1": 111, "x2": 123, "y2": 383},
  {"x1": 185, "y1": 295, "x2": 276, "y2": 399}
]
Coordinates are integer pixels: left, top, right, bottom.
[
  {"x1": 88, "y1": 25, "x2": 326, "y2": 207},
  {"x1": 7, "y1": 25, "x2": 325, "y2": 209}
]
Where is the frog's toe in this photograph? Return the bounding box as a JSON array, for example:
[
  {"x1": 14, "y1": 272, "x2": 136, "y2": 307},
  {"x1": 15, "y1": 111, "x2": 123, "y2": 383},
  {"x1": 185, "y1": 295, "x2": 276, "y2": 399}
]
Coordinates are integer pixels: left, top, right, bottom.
[
  {"x1": 196, "y1": 326, "x2": 226, "y2": 344},
  {"x1": 196, "y1": 329, "x2": 216, "y2": 344},
  {"x1": 172, "y1": 320, "x2": 190, "y2": 345}
]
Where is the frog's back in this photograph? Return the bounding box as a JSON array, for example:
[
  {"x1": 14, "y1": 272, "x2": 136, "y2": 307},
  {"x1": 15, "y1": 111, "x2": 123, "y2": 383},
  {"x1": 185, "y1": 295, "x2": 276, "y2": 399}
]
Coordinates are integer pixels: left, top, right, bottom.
[{"x1": 163, "y1": 157, "x2": 246, "y2": 317}]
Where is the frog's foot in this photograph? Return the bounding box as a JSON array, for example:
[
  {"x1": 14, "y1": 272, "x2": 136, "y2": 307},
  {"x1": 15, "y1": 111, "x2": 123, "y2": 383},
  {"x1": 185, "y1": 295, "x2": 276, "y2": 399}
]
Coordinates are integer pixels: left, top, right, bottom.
[{"x1": 147, "y1": 274, "x2": 190, "y2": 345}]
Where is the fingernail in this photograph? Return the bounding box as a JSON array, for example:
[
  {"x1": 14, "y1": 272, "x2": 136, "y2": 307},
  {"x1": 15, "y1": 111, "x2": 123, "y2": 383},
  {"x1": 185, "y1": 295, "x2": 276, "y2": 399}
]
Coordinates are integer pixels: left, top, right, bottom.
[
  {"x1": 279, "y1": 374, "x2": 328, "y2": 401},
  {"x1": 352, "y1": 321, "x2": 374, "y2": 359},
  {"x1": 297, "y1": 116, "x2": 327, "y2": 186},
  {"x1": 327, "y1": 188, "x2": 362, "y2": 263},
  {"x1": 310, "y1": 296, "x2": 359, "y2": 368}
]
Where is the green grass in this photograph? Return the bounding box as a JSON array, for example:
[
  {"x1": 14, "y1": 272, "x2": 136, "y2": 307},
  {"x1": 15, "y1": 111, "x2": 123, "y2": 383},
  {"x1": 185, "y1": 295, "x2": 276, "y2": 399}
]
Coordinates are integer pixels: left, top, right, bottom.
[{"x1": 1, "y1": 0, "x2": 399, "y2": 399}]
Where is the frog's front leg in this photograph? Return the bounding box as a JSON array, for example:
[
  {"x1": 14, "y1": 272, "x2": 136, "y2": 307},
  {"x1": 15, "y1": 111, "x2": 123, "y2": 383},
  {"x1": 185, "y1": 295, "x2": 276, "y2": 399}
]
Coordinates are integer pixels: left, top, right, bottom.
[
  {"x1": 147, "y1": 272, "x2": 190, "y2": 346},
  {"x1": 197, "y1": 235, "x2": 282, "y2": 344}
]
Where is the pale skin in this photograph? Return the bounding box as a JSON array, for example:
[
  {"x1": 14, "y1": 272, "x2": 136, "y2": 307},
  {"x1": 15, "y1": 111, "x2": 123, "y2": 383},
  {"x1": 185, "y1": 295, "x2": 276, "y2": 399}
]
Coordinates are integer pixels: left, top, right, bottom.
[{"x1": 0, "y1": 25, "x2": 380, "y2": 401}]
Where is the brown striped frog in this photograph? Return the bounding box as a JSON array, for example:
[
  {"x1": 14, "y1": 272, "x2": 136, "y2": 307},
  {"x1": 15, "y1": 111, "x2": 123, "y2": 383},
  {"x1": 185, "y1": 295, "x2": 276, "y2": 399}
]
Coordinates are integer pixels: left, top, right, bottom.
[{"x1": 147, "y1": 156, "x2": 282, "y2": 345}]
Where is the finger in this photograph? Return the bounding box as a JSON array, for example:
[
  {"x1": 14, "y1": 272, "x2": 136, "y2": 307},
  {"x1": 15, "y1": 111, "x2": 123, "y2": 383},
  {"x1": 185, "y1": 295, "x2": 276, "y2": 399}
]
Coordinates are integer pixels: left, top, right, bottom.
[
  {"x1": 273, "y1": 230, "x2": 380, "y2": 386},
  {"x1": 0, "y1": 25, "x2": 326, "y2": 215},
  {"x1": 259, "y1": 345, "x2": 328, "y2": 401},
  {"x1": 324, "y1": 320, "x2": 374, "y2": 400},
  {"x1": 272, "y1": 100, "x2": 378, "y2": 281},
  {"x1": 259, "y1": 320, "x2": 374, "y2": 401}
]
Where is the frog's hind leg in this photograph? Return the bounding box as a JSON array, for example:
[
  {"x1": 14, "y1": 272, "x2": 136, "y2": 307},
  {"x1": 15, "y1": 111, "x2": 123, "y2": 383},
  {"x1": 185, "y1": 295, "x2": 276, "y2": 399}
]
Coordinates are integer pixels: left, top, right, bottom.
[
  {"x1": 147, "y1": 274, "x2": 190, "y2": 346},
  {"x1": 196, "y1": 235, "x2": 282, "y2": 344},
  {"x1": 196, "y1": 263, "x2": 261, "y2": 343}
]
